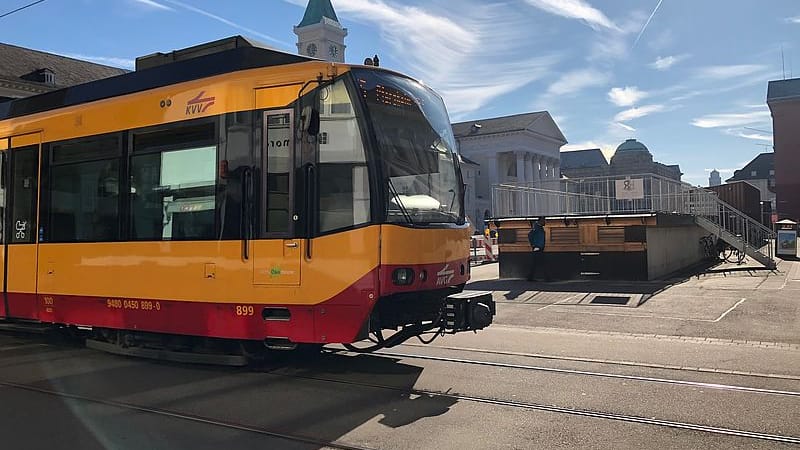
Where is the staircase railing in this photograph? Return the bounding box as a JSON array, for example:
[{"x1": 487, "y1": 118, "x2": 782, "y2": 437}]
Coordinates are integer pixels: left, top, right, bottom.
[
  {"x1": 491, "y1": 177, "x2": 777, "y2": 269},
  {"x1": 686, "y1": 188, "x2": 776, "y2": 268}
]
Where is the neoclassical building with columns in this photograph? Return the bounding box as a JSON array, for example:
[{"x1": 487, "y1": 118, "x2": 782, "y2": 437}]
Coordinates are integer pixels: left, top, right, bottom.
[{"x1": 452, "y1": 112, "x2": 567, "y2": 230}]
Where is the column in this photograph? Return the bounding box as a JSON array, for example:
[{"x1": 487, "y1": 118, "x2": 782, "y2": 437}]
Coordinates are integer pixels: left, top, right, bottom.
[
  {"x1": 523, "y1": 153, "x2": 532, "y2": 183},
  {"x1": 539, "y1": 156, "x2": 548, "y2": 180},
  {"x1": 487, "y1": 154, "x2": 500, "y2": 217},
  {"x1": 516, "y1": 152, "x2": 526, "y2": 184}
]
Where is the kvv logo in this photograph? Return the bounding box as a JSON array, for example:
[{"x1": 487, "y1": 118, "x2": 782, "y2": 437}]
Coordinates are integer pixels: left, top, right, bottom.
[
  {"x1": 185, "y1": 91, "x2": 215, "y2": 116},
  {"x1": 436, "y1": 264, "x2": 455, "y2": 286}
]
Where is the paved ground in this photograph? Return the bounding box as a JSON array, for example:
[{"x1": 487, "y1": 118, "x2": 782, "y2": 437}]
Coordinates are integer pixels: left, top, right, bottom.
[{"x1": 0, "y1": 258, "x2": 798, "y2": 449}]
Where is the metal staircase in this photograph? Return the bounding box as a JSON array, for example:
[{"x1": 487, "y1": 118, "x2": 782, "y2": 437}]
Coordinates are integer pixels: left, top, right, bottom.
[
  {"x1": 685, "y1": 189, "x2": 777, "y2": 269},
  {"x1": 491, "y1": 174, "x2": 779, "y2": 270}
]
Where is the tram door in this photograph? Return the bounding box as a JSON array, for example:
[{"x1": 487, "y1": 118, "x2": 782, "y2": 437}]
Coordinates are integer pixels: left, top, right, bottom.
[
  {"x1": 0, "y1": 140, "x2": 6, "y2": 317},
  {"x1": 2, "y1": 133, "x2": 41, "y2": 319},
  {"x1": 252, "y1": 109, "x2": 302, "y2": 286}
]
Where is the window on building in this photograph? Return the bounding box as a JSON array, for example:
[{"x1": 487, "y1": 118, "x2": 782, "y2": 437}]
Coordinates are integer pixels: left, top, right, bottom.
[
  {"x1": 769, "y1": 169, "x2": 775, "y2": 176},
  {"x1": 317, "y1": 79, "x2": 370, "y2": 233},
  {"x1": 751, "y1": 170, "x2": 757, "y2": 177},
  {"x1": 130, "y1": 121, "x2": 217, "y2": 241},
  {"x1": 47, "y1": 135, "x2": 121, "y2": 242},
  {"x1": 319, "y1": 132, "x2": 329, "y2": 145}
]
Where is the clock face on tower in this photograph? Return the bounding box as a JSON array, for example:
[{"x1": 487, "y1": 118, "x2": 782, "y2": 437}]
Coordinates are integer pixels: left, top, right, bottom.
[
  {"x1": 306, "y1": 43, "x2": 317, "y2": 57},
  {"x1": 328, "y1": 45, "x2": 339, "y2": 58}
]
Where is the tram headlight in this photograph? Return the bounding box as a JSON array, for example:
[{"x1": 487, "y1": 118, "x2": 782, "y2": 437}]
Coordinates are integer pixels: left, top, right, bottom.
[{"x1": 392, "y1": 268, "x2": 415, "y2": 286}]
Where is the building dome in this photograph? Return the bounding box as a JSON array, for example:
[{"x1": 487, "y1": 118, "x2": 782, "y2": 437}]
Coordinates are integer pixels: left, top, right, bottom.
[{"x1": 614, "y1": 139, "x2": 651, "y2": 155}]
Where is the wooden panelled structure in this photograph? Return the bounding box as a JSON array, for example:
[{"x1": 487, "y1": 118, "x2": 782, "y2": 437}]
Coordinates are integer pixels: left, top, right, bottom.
[{"x1": 493, "y1": 214, "x2": 701, "y2": 280}]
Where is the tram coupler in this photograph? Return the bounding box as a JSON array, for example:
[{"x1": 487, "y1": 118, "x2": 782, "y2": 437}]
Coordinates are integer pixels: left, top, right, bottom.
[{"x1": 444, "y1": 291, "x2": 495, "y2": 333}]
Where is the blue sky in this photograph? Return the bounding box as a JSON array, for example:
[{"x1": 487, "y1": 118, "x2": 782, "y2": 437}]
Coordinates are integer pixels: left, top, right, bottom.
[{"x1": 2, "y1": 0, "x2": 799, "y2": 186}]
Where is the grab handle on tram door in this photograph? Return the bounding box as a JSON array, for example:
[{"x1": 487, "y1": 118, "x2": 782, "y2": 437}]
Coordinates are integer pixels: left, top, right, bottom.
[
  {"x1": 241, "y1": 167, "x2": 254, "y2": 261},
  {"x1": 305, "y1": 163, "x2": 316, "y2": 260}
]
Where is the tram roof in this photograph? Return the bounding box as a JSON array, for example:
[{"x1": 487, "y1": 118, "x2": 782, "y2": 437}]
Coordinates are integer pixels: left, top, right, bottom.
[{"x1": 0, "y1": 36, "x2": 313, "y2": 121}]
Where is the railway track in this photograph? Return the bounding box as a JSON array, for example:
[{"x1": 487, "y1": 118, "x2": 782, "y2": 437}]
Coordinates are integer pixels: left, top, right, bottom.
[
  {"x1": 0, "y1": 379, "x2": 376, "y2": 450},
  {"x1": 2, "y1": 333, "x2": 799, "y2": 445},
  {"x1": 365, "y1": 350, "x2": 800, "y2": 397},
  {"x1": 257, "y1": 369, "x2": 800, "y2": 446},
  {"x1": 397, "y1": 342, "x2": 800, "y2": 381}
]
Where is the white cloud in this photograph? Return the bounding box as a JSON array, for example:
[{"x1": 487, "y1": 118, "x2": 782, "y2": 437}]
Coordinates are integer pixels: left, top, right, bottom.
[
  {"x1": 284, "y1": 0, "x2": 560, "y2": 117},
  {"x1": 61, "y1": 53, "x2": 134, "y2": 70},
  {"x1": 632, "y1": 0, "x2": 664, "y2": 48},
  {"x1": 614, "y1": 104, "x2": 665, "y2": 122},
  {"x1": 736, "y1": 132, "x2": 773, "y2": 142},
  {"x1": 722, "y1": 129, "x2": 774, "y2": 143},
  {"x1": 615, "y1": 122, "x2": 636, "y2": 132},
  {"x1": 162, "y1": 0, "x2": 288, "y2": 46},
  {"x1": 695, "y1": 64, "x2": 767, "y2": 80},
  {"x1": 608, "y1": 86, "x2": 648, "y2": 107},
  {"x1": 523, "y1": 0, "x2": 618, "y2": 31},
  {"x1": 691, "y1": 111, "x2": 771, "y2": 128},
  {"x1": 545, "y1": 69, "x2": 610, "y2": 97},
  {"x1": 650, "y1": 54, "x2": 689, "y2": 70},
  {"x1": 786, "y1": 16, "x2": 800, "y2": 24},
  {"x1": 130, "y1": 0, "x2": 172, "y2": 10}
]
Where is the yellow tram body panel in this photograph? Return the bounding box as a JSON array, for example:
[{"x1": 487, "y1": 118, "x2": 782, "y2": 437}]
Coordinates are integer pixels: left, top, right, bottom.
[{"x1": 0, "y1": 61, "x2": 345, "y2": 144}]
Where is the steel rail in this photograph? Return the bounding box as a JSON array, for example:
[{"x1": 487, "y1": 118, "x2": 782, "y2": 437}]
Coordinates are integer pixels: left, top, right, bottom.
[
  {"x1": 372, "y1": 350, "x2": 800, "y2": 398},
  {"x1": 0, "y1": 379, "x2": 376, "y2": 450},
  {"x1": 396, "y1": 342, "x2": 800, "y2": 381},
  {"x1": 264, "y1": 370, "x2": 800, "y2": 445}
]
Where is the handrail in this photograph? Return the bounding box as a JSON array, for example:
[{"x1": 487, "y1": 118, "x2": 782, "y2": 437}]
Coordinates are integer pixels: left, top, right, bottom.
[{"x1": 491, "y1": 175, "x2": 777, "y2": 267}]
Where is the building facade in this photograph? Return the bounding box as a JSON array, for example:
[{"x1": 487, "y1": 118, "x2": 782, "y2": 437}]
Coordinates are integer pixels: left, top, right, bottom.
[
  {"x1": 725, "y1": 152, "x2": 775, "y2": 213},
  {"x1": 452, "y1": 112, "x2": 567, "y2": 231},
  {"x1": 768, "y1": 78, "x2": 800, "y2": 221},
  {"x1": 294, "y1": 0, "x2": 347, "y2": 63},
  {"x1": 0, "y1": 43, "x2": 126, "y2": 101},
  {"x1": 709, "y1": 169, "x2": 721, "y2": 187},
  {"x1": 560, "y1": 139, "x2": 681, "y2": 181}
]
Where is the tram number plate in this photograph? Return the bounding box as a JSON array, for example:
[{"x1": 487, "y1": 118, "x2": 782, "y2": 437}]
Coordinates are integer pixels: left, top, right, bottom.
[
  {"x1": 235, "y1": 305, "x2": 255, "y2": 316},
  {"x1": 106, "y1": 299, "x2": 161, "y2": 311}
]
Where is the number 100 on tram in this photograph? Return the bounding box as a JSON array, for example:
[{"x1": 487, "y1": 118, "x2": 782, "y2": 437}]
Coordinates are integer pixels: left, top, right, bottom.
[{"x1": 0, "y1": 37, "x2": 494, "y2": 354}]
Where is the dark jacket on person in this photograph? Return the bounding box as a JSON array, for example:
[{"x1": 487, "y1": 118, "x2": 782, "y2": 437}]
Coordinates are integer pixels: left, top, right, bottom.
[{"x1": 528, "y1": 223, "x2": 545, "y2": 250}]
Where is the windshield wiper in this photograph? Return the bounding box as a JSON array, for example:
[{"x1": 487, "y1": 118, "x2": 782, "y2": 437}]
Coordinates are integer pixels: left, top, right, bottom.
[{"x1": 387, "y1": 178, "x2": 414, "y2": 225}]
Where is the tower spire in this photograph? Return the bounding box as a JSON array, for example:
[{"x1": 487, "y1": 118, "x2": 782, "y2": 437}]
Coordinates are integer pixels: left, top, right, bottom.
[
  {"x1": 294, "y1": 0, "x2": 347, "y2": 63},
  {"x1": 297, "y1": 0, "x2": 340, "y2": 27}
]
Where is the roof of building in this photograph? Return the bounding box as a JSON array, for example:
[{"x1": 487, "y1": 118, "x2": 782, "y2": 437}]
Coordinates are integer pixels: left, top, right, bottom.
[
  {"x1": 614, "y1": 138, "x2": 651, "y2": 155},
  {"x1": 768, "y1": 78, "x2": 800, "y2": 103},
  {"x1": 298, "y1": 0, "x2": 340, "y2": 27},
  {"x1": 0, "y1": 42, "x2": 127, "y2": 91},
  {"x1": 560, "y1": 149, "x2": 608, "y2": 169},
  {"x1": 451, "y1": 111, "x2": 550, "y2": 138},
  {"x1": 727, "y1": 152, "x2": 774, "y2": 182},
  {"x1": 0, "y1": 36, "x2": 311, "y2": 121},
  {"x1": 458, "y1": 154, "x2": 480, "y2": 166}
]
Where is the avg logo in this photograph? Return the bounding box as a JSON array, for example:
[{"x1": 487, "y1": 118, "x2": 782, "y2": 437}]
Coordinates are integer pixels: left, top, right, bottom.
[{"x1": 185, "y1": 91, "x2": 215, "y2": 115}]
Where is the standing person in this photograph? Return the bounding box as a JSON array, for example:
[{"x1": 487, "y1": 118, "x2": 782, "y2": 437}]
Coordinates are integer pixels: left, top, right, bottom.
[{"x1": 527, "y1": 218, "x2": 547, "y2": 281}]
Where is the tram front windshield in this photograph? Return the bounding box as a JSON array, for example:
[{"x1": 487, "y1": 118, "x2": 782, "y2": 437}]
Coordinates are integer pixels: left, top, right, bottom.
[{"x1": 354, "y1": 70, "x2": 463, "y2": 225}]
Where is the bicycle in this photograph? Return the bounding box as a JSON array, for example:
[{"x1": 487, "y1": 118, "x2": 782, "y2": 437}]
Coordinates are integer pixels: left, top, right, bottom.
[{"x1": 699, "y1": 234, "x2": 718, "y2": 260}]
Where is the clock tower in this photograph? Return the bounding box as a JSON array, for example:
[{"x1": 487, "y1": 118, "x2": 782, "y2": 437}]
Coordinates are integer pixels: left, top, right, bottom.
[{"x1": 294, "y1": 0, "x2": 347, "y2": 63}]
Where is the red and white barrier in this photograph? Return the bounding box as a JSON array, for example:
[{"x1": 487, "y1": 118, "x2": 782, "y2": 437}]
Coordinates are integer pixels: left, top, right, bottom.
[{"x1": 470, "y1": 236, "x2": 498, "y2": 264}]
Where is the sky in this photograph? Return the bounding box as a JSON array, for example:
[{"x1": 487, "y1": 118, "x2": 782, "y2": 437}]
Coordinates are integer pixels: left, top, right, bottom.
[{"x1": 2, "y1": 0, "x2": 799, "y2": 186}]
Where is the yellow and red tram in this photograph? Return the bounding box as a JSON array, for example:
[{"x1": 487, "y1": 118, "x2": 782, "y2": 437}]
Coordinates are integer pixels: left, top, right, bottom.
[{"x1": 0, "y1": 37, "x2": 493, "y2": 355}]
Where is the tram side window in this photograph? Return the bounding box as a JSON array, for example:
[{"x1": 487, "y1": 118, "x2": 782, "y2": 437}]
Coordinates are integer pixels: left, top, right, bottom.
[
  {"x1": 48, "y1": 136, "x2": 120, "y2": 242},
  {"x1": 131, "y1": 122, "x2": 217, "y2": 241},
  {"x1": 10, "y1": 146, "x2": 38, "y2": 244},
  {"x1": 317, "y1": 79, "x2": 370, "y2": 233}
]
